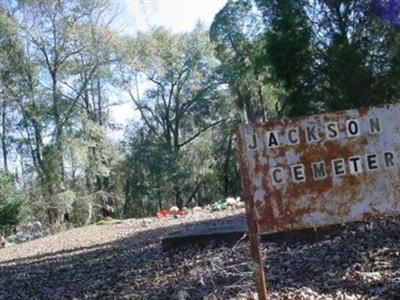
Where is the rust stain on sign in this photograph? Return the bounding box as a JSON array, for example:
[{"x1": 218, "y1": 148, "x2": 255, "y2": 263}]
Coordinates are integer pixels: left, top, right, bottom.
[{"x1": 237, "y1": 103, "x2": 400, "y2": 234}]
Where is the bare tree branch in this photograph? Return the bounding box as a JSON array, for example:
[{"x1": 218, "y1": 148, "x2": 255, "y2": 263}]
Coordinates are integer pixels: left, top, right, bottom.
[{"x1": 178, "y1": 117, "x2": 229, "y2": 148}]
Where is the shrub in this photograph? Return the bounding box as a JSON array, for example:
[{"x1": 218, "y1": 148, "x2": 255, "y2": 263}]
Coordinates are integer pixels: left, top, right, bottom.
[{"x1": 0, "y1": 172, "x2": 22, "y2": 235}]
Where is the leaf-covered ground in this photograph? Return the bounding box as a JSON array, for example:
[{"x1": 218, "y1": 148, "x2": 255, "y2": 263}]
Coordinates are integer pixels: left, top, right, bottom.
[{"x1": 0, "y1": 210, "x2": 399, "y2": 299}]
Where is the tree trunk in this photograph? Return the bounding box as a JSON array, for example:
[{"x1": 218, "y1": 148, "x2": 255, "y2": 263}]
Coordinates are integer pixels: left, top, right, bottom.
[
  {"x1": 185, "y1": 181, "x2": 202, "y2": 207},
  {"x1": 52, "y1": 72, "x2": 65, "y2": 185},
  {"x1": 157, "y1": 189, "x2": 163, "y2": 211},
  {"x1": 1, "y1": 104, "x2": 8, "y2": 173},
  {"x1": 175, "y1": 185, "x2": 183, "y2": 209},
  {"x1": 223, "y1": 135, "x2": 233, "y2": 196}
]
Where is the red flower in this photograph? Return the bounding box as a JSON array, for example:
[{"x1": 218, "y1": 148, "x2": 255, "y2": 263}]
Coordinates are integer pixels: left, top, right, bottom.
[{"x1": 156, "y1": 209, "x2": 170, "y2": 218}]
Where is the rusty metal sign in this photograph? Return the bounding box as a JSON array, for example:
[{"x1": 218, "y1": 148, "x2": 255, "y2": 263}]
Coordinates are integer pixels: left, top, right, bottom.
[
  {"x1": 236, "y1": 103, "x2": 400, "y2": 299},
  {"x1": 237, "y1": 103, "x2": 400, "y2": 234}
]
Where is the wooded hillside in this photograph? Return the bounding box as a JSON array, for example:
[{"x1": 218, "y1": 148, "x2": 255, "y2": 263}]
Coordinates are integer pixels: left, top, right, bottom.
[{"x1": 0, "y1": 0, "x2": 399, "y2": 233}]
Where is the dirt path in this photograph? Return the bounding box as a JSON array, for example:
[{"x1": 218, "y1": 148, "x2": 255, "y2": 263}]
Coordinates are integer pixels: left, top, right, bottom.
[{"x1": 0, "y1": 211, "x2": 399, "y2": 299}]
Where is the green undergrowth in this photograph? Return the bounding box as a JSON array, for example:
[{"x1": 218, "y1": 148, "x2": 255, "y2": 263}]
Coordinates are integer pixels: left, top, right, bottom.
[{"x1": 96, "y1": 217, "x2": 118, "y2": 225}]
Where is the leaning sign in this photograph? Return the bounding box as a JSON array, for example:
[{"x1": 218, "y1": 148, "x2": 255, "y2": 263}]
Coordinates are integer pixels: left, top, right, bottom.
[{"x1": 236, "y1": 103, "x2": 400, "y2": 299}]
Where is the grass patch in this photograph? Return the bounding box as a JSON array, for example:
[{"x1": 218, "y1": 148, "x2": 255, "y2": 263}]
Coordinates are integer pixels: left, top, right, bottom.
[{"x1": 96, "y1": 217, "x2": 118, "y2": 225}]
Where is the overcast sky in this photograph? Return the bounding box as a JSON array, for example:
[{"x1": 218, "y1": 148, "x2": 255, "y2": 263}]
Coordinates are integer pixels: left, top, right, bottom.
[{"x1": 110, "y1": 0, "x2": 227, "y2": 130}]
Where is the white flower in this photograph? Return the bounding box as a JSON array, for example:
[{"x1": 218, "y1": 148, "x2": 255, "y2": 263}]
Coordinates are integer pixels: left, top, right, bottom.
[
  {"x1": 169, "y1": 206, "x2": 179, "y2": 214},
  {"x1": 226, "y1": 197, "x2": 237, "y2": 206}
]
